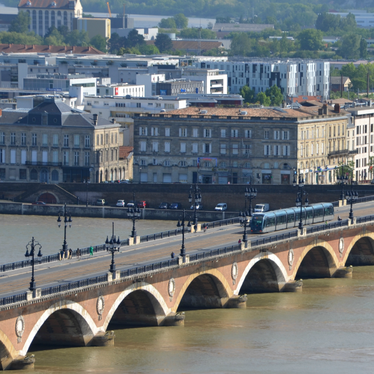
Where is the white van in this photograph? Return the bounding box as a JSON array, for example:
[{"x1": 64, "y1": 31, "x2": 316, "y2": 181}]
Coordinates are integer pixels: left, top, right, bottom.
[
  {"x1": 254, "y1": 203, "x2": 270, "y2": 213},
  {"x1": 215, "y1": 203, "x2": 227, "y2": 211}
]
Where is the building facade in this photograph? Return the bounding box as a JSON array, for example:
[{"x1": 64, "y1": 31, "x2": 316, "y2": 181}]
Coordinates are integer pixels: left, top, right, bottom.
[
  {"x1": 132, "y1": 107, "x2": 349, "y2": 185},
  {"x1": 18, "y1": 0, "x2": 83, "y2": 36},
  {"x1": 0, "y1": 97, "x2": 127, "y2": 183}
]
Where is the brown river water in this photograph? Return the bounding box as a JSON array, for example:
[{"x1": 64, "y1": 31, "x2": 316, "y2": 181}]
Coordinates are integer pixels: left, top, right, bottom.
[{"x1": 1, "y1": 215, "x2": 374, "y2": 373}]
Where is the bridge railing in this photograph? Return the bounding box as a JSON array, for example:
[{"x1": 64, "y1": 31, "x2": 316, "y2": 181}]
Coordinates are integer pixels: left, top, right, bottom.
[
  {"x1": 356, "y1": 214, "x2": 374, "y2": 224},
  {"x1": 306, "y1": 219, "x2": 349, "y2": 234},
  {"x1": 249, "y1": 230, "x2": 298, "y2": 246}
]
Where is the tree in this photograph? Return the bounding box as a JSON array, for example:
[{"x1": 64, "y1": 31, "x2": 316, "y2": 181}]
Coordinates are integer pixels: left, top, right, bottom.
[
  {"x1": 44, "y1": 28, "x2": 64, "y2": 46},
  {"x1": 360, "y1": 38, "x2": 367, "y2": 59},
  {"x1": 265, "y1": 85, "x2": 283, "y2": 106},
  {"x1": 297, "y1": 29, "x2": 323, "y2": 51},
  {"x1": 174, "y1": 13, "x2": 188, "y2": 29},
  {"x1": 155, "y1": 33, "x2": 173, "y2": 53},
  {"x1": 159, "y1": 18, "x2": 176, "y2": 29},
  {"x1": 256, "y1": 92, "x2": 271, "y2": 106},
  {"x1": 90, "y1": 35, "x2": 107, "y2": 52},
  {"x1": 230, "y1": 33, "x2": 252, "y2": 56},
  {"x1": 240, "y1": 85, "x2": 255, "y2": 103},
  {"x1": 126, "y1": 29, "x2": 145, "y2": 48},
  {"x1": 8, "y1": 11, "x2": 30, "y2": 34},
  {"x1": 338, "y1": 34, "x2": 361, "y2": 59},
  {"x1": 315, "y1": 12, "x2": 340, "y2": 32},
  {"x1": 139, "y1": 44, "x2": 160, "y2": 55},
  {"x1": 108, "y1": 33, "x2": 125, "y2": 54},
  {"x1": 65, "y1": 30, "x2": 90, "y2": 46}
]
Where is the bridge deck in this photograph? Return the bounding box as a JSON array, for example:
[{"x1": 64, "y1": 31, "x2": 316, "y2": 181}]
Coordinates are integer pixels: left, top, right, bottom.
[{"x1": 0, "y1": 201, "x2": 373, "y2": 298}]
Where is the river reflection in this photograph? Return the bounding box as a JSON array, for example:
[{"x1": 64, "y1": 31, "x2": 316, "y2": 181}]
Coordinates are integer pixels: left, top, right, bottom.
[{"x1": 27, "y1": 266, "x2": 374, "y2": 374}]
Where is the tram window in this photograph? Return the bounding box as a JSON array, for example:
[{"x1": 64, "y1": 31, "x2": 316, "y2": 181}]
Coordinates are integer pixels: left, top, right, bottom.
[
  {"x1": 287, "y1": 213, "x2": 295, "y2": 223},
  {"x1": 295, "y1": 212, "x2": 300, "y2": 221},
  {"x1": 276, "y1": 213, "x2": 286, "y2": 225},
  {"x1": 314, "y1": 208, "x2": 323, "y2": 218},
  {"x1": 307, "y1": 208, "x2": 313, "y2": 219},
  {"x1": 266, "y1": 216, "x2": 275, "y2": 227},
  {"x1": 324, "y1": 206, "x2": 333, "y2": 215}
]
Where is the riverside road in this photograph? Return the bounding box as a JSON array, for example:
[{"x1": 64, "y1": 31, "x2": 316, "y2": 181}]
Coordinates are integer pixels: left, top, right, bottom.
[{"x1": 0, "y1": 201, "x2": 372, "y2": 298}]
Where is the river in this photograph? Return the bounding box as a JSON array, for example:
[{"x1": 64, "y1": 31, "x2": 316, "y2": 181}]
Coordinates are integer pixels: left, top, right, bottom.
[{"x1": 2, "y1": 215, "x2": 374, "y2": 373}]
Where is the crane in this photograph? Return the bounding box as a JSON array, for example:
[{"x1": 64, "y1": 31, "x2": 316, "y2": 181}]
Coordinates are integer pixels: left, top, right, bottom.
[{"x1": 106, "y1": 2, "x2": 111, "y2": 17}]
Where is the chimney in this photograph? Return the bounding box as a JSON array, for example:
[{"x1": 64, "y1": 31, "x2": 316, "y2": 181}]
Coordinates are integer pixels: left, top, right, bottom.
[
  {"x1": 322, "y1": 104, "x2": 328, "y2": 115},
  {"x1": 334, "y1": 103, "x2": 340, "y2": 113},
  {"x1": 111, "y1": 118, "x2": 116, "y2": 123},
  {"x1": 93, "y1": 113, "x2": 98, "y2": 126},
  {"x1": 282, "y1": 100, "x2": 286, "y2": 108},
  {"x1": 318, "y1": 108, "x2": 323, "y2": 115}
]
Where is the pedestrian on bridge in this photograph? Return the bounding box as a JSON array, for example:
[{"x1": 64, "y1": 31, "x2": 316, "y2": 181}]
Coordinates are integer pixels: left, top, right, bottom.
[
  {"x1": 90, "y1": 246, "x2": 94, "y2": 256},
  {"x1": 76, "y1": 248, "x2": 81, "y2": 260},
  {"x1": 171, "y1": 252, "x2": 175, "y2": 259}
]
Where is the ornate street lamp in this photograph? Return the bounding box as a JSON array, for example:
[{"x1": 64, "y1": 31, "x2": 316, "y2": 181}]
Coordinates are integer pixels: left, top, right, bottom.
[
  {"x1": 239, "y1": 211, "x2": 250, "y2": 243},
  {"x1": 245, "y1": 186, "x2": 257, "y2": 216},
  {"x1": 337, "y1": 165, "x2": 349, "y2": 201},
  {"x1": 127, "y1": 193, "x2": 141, "y2": 238},
  {"x1": 293, "y1": 173, "x2": 309, "y2": 231},
  {"x1": 177, "y1": 210, "x2": 191, "y2": 260},
  {"x1": 57, "y1": 203, "x2": 72, "y2": 253},
  {"x1": 189, "y1": 184, "x2": 202, "y2": 226},
  {"x1": 345, "y1": 180, "x2": 358, "y2": 224},
  {"x1": 105, "y1": 222, "x2": 121, "y2": 273},
  {"x1": 25, "y1": 237, "x2": 42, "y2": 292}
]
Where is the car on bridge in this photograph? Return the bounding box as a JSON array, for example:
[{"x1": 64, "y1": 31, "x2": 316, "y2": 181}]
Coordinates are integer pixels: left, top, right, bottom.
[
  {"x1": 116, "y1": 200, "x2": 126, "y2": 207},
  {"x1": 159, "y1": 202, "x2": 170, "y2": 209},
  {"x1": 170, "y1": 202, "x2": 182, "y2": 209},
  {"x1": 215, "y1": 203, "x2": 227, "y2": 211}
]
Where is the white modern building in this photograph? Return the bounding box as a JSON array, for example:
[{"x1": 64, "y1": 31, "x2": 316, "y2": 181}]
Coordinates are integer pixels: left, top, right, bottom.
[
  {"x1": 96, "y1": 83, "x2": 145, "y2": 97},
  {"x1": 193, "y1": 59, "x2": 330, "y2": 100}
]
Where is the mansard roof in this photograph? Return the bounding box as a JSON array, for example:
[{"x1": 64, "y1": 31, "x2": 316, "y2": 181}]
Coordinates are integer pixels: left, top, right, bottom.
[{"x1": 18, "y1": 0, "x2": 78, "y2": 10}]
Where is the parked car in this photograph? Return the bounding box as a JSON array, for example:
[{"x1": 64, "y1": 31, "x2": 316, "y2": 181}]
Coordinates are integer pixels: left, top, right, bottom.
[
  {"x1": 116, "y1": 200, "x2": 126, "y2": 207},
  {"x1": 137, "y1": 200, "x2": 147, "y2": 208},
  {"x1": 170, "y1": 202, "x2": 182, "y2": 209},
  {"x1": 215, "y1": 203, "x2": 227, "y2": 211},
  {"x1": 159, "y1": 202, "x2": 170, "y2": 209},
  {"x1": 126, "y1": 201, "x2": 136, "y2": 208},
  {"x1": 120, "y1": 179, "x2": 131, "y2": 184},
  {"x1": 96, "y1": 199, "x2": 105, "y2": 206},
  {"x1": 190, "y1": 203, "x2": 203, "y2": 210}
]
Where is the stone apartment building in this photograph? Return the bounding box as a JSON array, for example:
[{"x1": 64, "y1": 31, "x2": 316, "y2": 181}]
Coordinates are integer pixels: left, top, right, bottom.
[
  {"x1": 133, "y1": 106, "x2": 349, "y2": 185},
  {"x1": 0, "y1": 97, "x2": 130, "y2": 183}
]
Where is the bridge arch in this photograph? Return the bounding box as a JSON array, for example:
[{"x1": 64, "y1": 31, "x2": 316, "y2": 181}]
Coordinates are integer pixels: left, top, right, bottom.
[
  {"x1": 175, "y1": 269, "x2": 232, "y2": 310},
  {"x1": 104, "y1": 283, "x2": 170, "y2": 328},
  {"x1": 235, "y1": 252, "x2": 288, "y2": 294},
  {"x1": 20, "y1": 300, "x2": 99, "y2": 356},
  {"x1": 294, "y1": 243, "x2": 339, "y2": 279},
  {"x1": 344, "y1": 234, "x2": 374, "y2": 266},
  {"x1": 0, "y1": 329, "x2": 18, "y2": 369}
]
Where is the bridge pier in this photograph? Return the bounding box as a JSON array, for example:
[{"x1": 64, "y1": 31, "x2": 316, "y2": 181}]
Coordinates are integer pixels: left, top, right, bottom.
[
  {"x1": 162, "y1": 312, "x2": 185, "y2": 326},
  {"x1": 332, "y1": 266, "x2": 353, "y2": 278},
  {"x1": 90, "y1": 331, "x2": 115, "y2": 347},
  {"x1": 224, "y1": 295, "x2": 247, "y2": 308},
  {"x1": 281, "y1": 280, "x2": 303, "y2": 292},
  {"x1": 6, "y1": 355, "x2": 35, "y2": 370}
]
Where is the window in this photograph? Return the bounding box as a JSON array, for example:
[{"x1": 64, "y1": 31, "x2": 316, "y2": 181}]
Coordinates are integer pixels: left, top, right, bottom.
[
  {"x1": 192, "y1": 128, "x2": 199, "y2": 137},
  {"x1": 282, "y1": 131, "x2": 289, "y2": 140},
  {"x1": 19, "y1": 169, "x2": 27, "y2": 180},
  {"x1": 63, "y1": 135, "x2": 69, "y2": 147},
  {"x1": 165, "y1": 128, "x2": 170, "y2": 136},
  {"x1": 140, "y1": 159, "x2": 146, "y2": 166},
  {"x1": 74, "y1": 151, "x2": 79, "y2": 166},
  {"x1": 273, "y1": 145, "x2": 279, "y2": 156},
  {"x1": 21, "y1": 150, "x2": 26, "y2": 164},
  {"x1": 283, "y1": 145, "x2": 290, "y2": 156},
  {"x1": 245, "y1": 129, "x2": 252, "y2": 138},
  {"x1": 264, "y1": 145, "x2": 271, "y2": 156},
  {"x1": 274, "y1": 130, "x2": 280, "y2": 140},
  {"x1": 41, "y1": 133, "x2": 47, "y2": 146},
  {"x1": 179, "y1": 128, "x2": 188, "y2": 137},
  {"x1": 30, "y1": 169, "x2": 37, "y2": 180},
  {"x1": 152, "y1": 141, "x2": 159, "y2": 152},
  {"x1": 243, "y1": 144, "x2": 251, "y2": 155},
  {"x1": 231, "y1": 129, "x2": 239, "y2": 138},
  {"x1": 10, "y1": 149, "x2": 15, "y2": 164},
  {"x1": 180, "y1": 142, "x2": 186, "y2": 153},
  {"x1": 10, "y1": 133, "x2": 16, "y2": 145},
  {"x1": 232, "y1": 144, "x2": 239, "y2": 155},
  {"x1": 85, "y1": 135, "x2": 90, "y2": 147},
  {"x1": 21, "y1": 133, "x2": 26, "y2": 146},
  {"x1": 52, "y1": 170, "x2": 59, "y2": 181},
  {"x1": 0, "y1": 132, "x2": 4, "y2": 145},
  {"x1": 221, "y1": 129, "x2": 226, "y2": 138},
  {"x1": 164, "y1": 141, "x2": 170, "y2": 153},
  {"x1": 63, "y1": 151, "x2": 69, "y2": 165},
  {"x1": 264, "y1": 130, "x2": 270, "y2": 139},
  {"x1": 151, "y1": 127, "x2": 158, "y2": 136},
  {"x1": 32, "y1": 133, "x2": 37, "y2": 146},
  {"x1": 140, "y1": 141, "x2": 147, "y2": 152},
  {"x1": 42, "y1": 151, "x2": 48, "y2": 164},
  {"x1": 52, "y1": 150, "x2": 58, "y2": 164},
  {"x1": 139, "y1": 126, "x2": 148, "y2": 136},
  {"x1": 164, "y1": 160, "x2": 171, "y2": 166},
  {"x1": 203, "y1": 129, "x2": 212, "y2": 138},
  {"x1": 31, "y1": 150, "x2": 37, "y2": 164},
  {"x1": 100, "y1": 134, "x2": 103, "y2": 145},
  {"x1": 203, "y1": 143, "x2": 211, "y2": 153},
  {"x1": 192, "y1": 143, "x2": 198, "y2": 153},
  {"x1": 220, "y1": 143, "x2": 226, "y2": 154}
]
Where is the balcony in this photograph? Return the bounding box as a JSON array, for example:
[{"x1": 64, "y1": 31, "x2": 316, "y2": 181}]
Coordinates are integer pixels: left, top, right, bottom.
[
  {"x1": 328, "y1": 149, "x2": 349, "y2": 158},
  {"x1": 25, "y1": 161, "x2": 62, "y2": 167}
]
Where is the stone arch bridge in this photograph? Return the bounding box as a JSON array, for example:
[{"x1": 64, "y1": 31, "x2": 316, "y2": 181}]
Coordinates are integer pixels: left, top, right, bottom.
[{"x1": 1, "y1": 219, "x2": 374, "y2": 370}]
